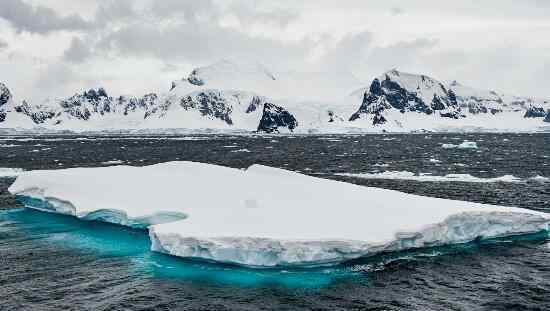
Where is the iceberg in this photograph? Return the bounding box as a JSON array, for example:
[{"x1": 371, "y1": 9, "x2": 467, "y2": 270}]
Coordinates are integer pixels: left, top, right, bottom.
[{"x1": 8, "y1": 162, "x2": 550, "y2": 267}]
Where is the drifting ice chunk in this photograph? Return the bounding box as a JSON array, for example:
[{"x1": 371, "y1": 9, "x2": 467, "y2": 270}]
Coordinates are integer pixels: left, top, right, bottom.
[
  {"x1": 442, "y1": 141, "x2": 478, "y2": 149},
  {"x1": 8, "y1": 162, "x2": 550, "y2": 267}
]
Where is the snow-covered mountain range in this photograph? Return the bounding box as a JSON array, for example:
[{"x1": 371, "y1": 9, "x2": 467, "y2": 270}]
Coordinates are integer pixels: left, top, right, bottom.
[{"x1": 1, "y1": 60, "x2": 549, "y2": 133}]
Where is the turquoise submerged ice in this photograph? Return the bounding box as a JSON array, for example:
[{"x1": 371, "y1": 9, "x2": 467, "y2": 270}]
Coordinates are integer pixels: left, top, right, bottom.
[
  {"x1": 1, "y1": 208, "x2": 348, "y2": 288},
  {"x1": 14, "y1": 195, "x2": 187, "y2": 229},
  {"x1": 9, "y1": 161, "x2": 550, "y2": 267}
]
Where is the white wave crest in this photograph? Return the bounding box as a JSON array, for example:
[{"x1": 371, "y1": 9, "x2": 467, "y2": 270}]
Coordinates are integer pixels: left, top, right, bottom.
[{"x1": 337, "y1": 171, "x2": 523, "y2": 183}]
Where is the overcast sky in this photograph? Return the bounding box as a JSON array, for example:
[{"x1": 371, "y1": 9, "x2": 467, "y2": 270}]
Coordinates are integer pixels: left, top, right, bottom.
[{"x1": 1, "y1": 0, "x2": 549, "y2": 102}]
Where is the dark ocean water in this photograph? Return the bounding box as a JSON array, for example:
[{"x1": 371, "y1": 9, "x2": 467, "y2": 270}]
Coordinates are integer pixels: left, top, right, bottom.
[{"x1": 1, "y1": 133, "x2": 550, "y2": 310}]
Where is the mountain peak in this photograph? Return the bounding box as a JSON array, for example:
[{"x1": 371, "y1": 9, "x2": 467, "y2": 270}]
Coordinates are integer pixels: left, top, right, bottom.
[
  {"x1": 186, "y1": 59, "x2": 276, "y2": 87},
  {"x1": 385, "y1": 68, "x2": 401, "y2": 77},
  {"x1": 449, "y1": 80, "x2": 462, "y2": 87}
]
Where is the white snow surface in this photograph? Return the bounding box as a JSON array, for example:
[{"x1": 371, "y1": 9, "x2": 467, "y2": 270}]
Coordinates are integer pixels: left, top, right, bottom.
[
  {"x1": 8, "y1": 161, "x2": 550, "y2": 267},
  {"x1": 180, "y1": 59, "x2": 364, "y2": 102}
]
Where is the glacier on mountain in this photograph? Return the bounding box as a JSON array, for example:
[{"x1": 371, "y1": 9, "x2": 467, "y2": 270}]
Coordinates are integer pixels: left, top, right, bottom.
[
  {"x1": 1, "y1": 61, "x2": 549, "y2": 133},
  {"x1": 8, "y1": 162, "x2": 550, "y2": 267}
]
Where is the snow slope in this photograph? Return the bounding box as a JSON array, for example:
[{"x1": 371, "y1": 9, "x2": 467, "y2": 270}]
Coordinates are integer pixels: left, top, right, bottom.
[
  {"x1": 9, "y1": 162, "x2": 550, "y2": 267},
  {"x1": 178, "y1": 59, "x2": 364, "y2": 102}
]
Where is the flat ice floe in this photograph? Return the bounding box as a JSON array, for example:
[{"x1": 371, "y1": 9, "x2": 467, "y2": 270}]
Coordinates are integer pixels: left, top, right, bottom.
[
  {"x1": 336, "y1": 171, "x2": 524, "y2": 183},
  {"x1": 8, "y1": 162, "x2": 550, "y2": 267}
]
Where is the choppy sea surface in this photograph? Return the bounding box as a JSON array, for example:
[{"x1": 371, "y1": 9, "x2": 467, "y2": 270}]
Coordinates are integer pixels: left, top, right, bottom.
[{"x1": 1, "y1": 133, "x2": 550, "y2": 310}]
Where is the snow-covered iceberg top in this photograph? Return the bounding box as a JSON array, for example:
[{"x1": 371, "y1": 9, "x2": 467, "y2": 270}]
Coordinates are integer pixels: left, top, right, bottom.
[{"x1": 8, "y1": 162, "x2": 550, "y2": 267}]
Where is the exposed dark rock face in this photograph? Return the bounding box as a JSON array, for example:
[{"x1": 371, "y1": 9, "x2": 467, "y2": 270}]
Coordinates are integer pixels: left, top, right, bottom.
[
  {"x1": 187, "y1": 70, "x2": 205, "y2": 86},
  {"x1": 439, "y1": 111, "x2": 462, "y2": 119},
  {"x1": 467, "y1": 102, "x2": 489, "y2": 114},
  {"x1": 0, "y1": 83, "x2": 11, "y2": 122},
  {"x1": 464, "y1": 102, "x2": 502, "y2": 115},
  {"x1": 59, "y1": 88, "x2": 112, "y2": 120},
  {"x1": 524, "y1": 106, "x2": 547, "y2": 118},
  {"x1": 245, "y1": 96, "x2": 263, "y2": 113},
  {"x1": 56, "y1": 88, "x2": 158, "y2": 121},
  {"x1": 14, "y1": 101, "x2": 57, "y2": 124},
  {"x1": 328, "y1": 111, "x2": 335, "y2": 122},
  {"x1": 544, "y1": 111, "x2": 550, "y2": 123},
  {"x1": 121, "y1": 93, "x2": 158, "y2": 116},
  {"x1": 349, "y1": 92, "x2": 392, "y2": 126},
  {"x1": 145, "y1": 90, "x2": 270, "y2": 127},
  {"x1": 0, "y1": 83, "x2": 11, "y2": 108},
  {"x1": 349, "y1": 71, "x2": 463, "y2": 124},
  {"x1": 257, "y1": 103, "x2": 297, "y2": 133},
  {"x1": 180, "y1": 91, "x2": 234, "y2": 125}
]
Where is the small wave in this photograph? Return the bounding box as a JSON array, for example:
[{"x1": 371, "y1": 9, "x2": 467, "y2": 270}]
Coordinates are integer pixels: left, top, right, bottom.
[
  {"x1": 318, "y1": 137, "x2": 342, "y2": 142},
  {"x1": 231, "y1": 148, "x2": 251, "y2": 153},
  {"x1": 336, "y1": 171, "x2": 523, "y2": 183},
  {"x1": 0, "y1": 167, "x2": 25, "y2": 177}
]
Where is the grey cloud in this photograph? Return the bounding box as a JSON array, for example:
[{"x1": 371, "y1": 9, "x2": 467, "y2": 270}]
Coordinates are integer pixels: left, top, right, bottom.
[
  {"x1": 33, "y1": 61, "x2": 104, "y2": 100},
  {"x1": 34, "y1": 62, "x2": 76, "y2": 90},
  {"x1": 161, "y1": 63, "x2": 180, "y2": 72},
  {"x1": 318, "y1": 32, "x2": 373, "y2": 71},
  {"x1": 365, "y1": 38, "x2": 439, "y2": 75},
  {"x1": 0, "y1": 0, "x2": 91, "y2": 34},
  {"x1": 390, "y1": 7, "x2": 405, "y2": 15},
  {"x1": 317, "y1": 34, "x2": 438, "y2": 79},
  {"x1": 3, "y1": 0, "x2": 549, "y2": 100},
  {"x1": 427, "y1": 45, "x2": 550, "y2": 97},
  {"x1": 63, "y1": 37, "x2": 92, "y2": 63},
  {"x1": 97, "y1": 21, "x2": 312, "y2": 67},
  {"x1": 150, "y1": 0, "x2": 221, "y2": 20},
  {"x1": 55, "y1": 0, "x2": 309, "y2": 79},
  {"x1": 94, "y1": 0, "x2": 136, "y2": 26},
  {"x1": 228, "y1": 2, "x2": 299, "y2": 27},
  {"x1": 0, "y1": 39, "x2": 8, "y2": 51}
]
